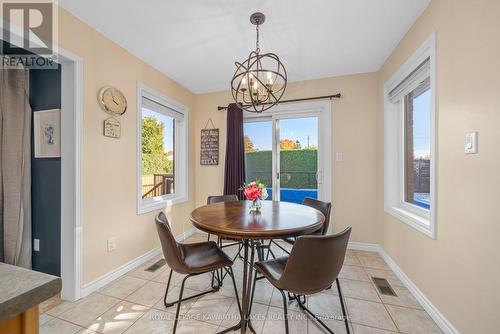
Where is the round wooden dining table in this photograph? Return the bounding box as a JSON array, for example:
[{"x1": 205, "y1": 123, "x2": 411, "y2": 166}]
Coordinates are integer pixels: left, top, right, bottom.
[{"x1": 190, "y1": 200, "x2": 325, "y2": 334}]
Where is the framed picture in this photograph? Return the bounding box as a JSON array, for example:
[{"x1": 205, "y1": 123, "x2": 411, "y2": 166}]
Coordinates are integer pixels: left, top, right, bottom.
[{"x1": 34, "y1": 109, "x2": 61, "y2": 158}]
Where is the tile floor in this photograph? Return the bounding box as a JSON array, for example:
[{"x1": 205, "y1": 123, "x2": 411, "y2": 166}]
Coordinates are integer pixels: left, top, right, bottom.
[{"x1": 40, "y1": 233, "x2": 443, "y2": 334}]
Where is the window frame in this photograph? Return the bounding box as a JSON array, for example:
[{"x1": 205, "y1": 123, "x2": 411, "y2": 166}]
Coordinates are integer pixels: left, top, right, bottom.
[
  {"x1": 136, "y1": 82, "x2": 189, "y2": 214},
  {"x1": 383, "y1": 32, "x2": 437, "y2": 239}
]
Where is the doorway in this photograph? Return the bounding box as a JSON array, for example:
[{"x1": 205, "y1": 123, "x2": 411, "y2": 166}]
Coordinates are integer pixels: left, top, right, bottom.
[{"x1": 243, "y1": 100, "x2": 332, "y2": 203}]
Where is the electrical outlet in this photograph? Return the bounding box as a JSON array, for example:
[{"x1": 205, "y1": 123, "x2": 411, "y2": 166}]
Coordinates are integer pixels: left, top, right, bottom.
[
  {"x1": 107, "y1": 237, "x2": 117, "y2": 252},
  {"x1": 34, "y1": 239, "x2": 40, "y2": 252}
]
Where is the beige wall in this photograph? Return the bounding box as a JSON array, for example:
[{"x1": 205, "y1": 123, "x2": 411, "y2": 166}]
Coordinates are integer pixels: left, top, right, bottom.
[
  {"x1": 376, "y1": 0, "x2": 500, "y2": 332},
  {"x1": 194, "y1": 73, "x2": 380, "y2": 244},
  {"x1": 55, "y1": 2, "x2": 500, "y2": 331},
  {"x1": 57, "y1": 8, "x2": 197, "y2": 284}
]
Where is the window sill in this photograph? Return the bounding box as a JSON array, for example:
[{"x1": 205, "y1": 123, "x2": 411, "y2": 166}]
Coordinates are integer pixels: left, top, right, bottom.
[
  {"x1": 385, "y1": 204, "x2": 436, "y2": 239},
  {"x1": 137, "y1": 195, "x2": 188, "y2": 215}
]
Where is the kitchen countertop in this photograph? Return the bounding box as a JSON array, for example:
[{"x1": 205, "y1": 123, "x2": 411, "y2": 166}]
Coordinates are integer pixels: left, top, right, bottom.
[{"x1": 0, "y1": 263, "x2": 61, "y2": 322}]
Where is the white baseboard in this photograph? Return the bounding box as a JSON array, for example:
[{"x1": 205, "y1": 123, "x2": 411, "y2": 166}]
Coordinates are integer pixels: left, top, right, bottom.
[
  {"x1": 176, "y1": 227, "x2": 196, "y2": 242},
  {"x1": 81, "y1": 229, "x2": 194, "y2": 298},
  {"x1": 347, "y1": 242, "x2": 459, "y2": 334},
  {"x1": 347, "y1": 241, "x2": 382, "y2": 253},
  {"x1": 378, "y1": 248, "x2": 459, "y2": 334}
]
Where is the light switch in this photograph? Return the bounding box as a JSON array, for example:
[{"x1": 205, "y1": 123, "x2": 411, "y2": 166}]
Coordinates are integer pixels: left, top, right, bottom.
[
  {"x1": 336, "y1": 152, "x2": 344, "y2": 161},
  {"x1": 34, "y1": 239, "x2": 40, "y2": 252},
  {"x1": 465, "y1": 132, "x2": 478, "y2": 154}
]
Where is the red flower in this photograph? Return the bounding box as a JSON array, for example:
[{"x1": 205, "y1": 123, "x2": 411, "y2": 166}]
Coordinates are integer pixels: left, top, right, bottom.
[{"x1": 243, "y1": 183, "x2": 261, "y2": 201}]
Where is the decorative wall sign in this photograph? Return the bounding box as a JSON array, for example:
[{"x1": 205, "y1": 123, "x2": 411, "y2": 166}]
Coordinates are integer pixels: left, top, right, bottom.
[
  {"x1": 200, "y1": 118, "x2": 219, "y2": 165},
  {"x1": 103, "y1": 117, "x2": 121, "y2": 138},
  {"x1": 34, "y1": 109, "x2": 61, "y2": 158}
]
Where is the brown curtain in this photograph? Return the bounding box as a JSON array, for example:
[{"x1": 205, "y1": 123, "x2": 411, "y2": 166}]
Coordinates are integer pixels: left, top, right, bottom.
[
  {"x1": 0, "y1": 63, "x2": 32, "y2": 268},
  {"x1": 223, "y1": 104, "x2": 246, "y2": 200}
]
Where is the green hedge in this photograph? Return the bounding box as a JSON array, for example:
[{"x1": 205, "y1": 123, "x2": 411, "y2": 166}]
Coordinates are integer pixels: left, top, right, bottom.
[
  {"x1": 142, "y1": 153, "x2": 173, "y2": 175},
  {"x1": 245, "y1": 150, "x2": 317, "y2": 188}
]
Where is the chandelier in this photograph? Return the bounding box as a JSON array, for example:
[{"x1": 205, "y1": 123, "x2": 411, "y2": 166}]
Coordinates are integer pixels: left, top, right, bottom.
[{"x1": 231, "y1": 12, "x2": 287, "y2": 113}]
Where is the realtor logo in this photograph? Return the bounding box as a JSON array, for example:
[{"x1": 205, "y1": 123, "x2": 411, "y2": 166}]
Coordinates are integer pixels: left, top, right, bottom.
[{"x1": 1, "y1": 0, "x2": 58, "y2": 68}]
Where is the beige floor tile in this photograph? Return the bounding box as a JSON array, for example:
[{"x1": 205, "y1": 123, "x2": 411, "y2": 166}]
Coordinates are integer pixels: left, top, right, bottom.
[
  {"x1": 77, "y1": 329, "x2": 99, "y2": 334},
  {"x1": 353, "y1": 251, "x2": 382, "y2": 259},
  {"x1": 40, "y1": 317, "x2": 82, "y2": 334},
  {"x1": 150, "y1": 267, "x2": 184, "y2": 286},
  {"x1": 345, "y1": 298, "x2": 397, "y2": 332},
  {"x1": 269, "y1": 288, "x2": 300, "y2": 311},
  {"x1": 58, "y1": 294, "x2": 121, "y2": 328},
  {"x1": 40, "y1": 313, "x2": 54, "y2": 325},
  {"x1": 153, "y1": 285, "x2": 209, "y2": 315},
  {"x1": 344, "y1": 253, "x2": 362, "y2": 266},
  {"x1": 184, "y1": 295, "x2": 233, "y2": 326},
  {"x1": 357, "y1": 256, "x2": 390, "y2": 270},
  {"x1": 125, "y1": 281, "x2": 166, "y2": 307},
  {"x1": 126, "y1": 257, "x2": 167, "y2": 280},
  {"x1": 87, "y1": 301, "x2": 149, "y2": 334},
  {"x1": 40, "y1": 295, "x2": 62, "y2": 314},
  {"x1": 307, "y1": 292, "x2": 345, "y2": 321},
  {"x1": 352, "y1": 323, "x2": 399, "y2": 333},
  {"x1": 364, "y1": 268, "x2": 405, "y2": 287},
  {"x1": 339, "y1": 265, "x2": 371, "y2": 282},
  {"x1": 377, "y1": 285, "x2": 422, "y2": 309},
  {"x1": 123, "y1": 309, "x2": 174, "y2": 334},
  {"x1": 386, "y1": 304, "x2": 443, "y2": 334},
  {"x1": 46, "y1": 299, "x2": 78, "y2": 317},
  {"x1": 250, "y1": 280, "x2": 274, "y2": 305},
  {"x1": 100, "y1": 276, "x2": 148, "y2": 300},
  {"x1": 261, "y1": 306, "x2": 308, "y2": 334},
  {"x1": 183, "y1": 272, "x2": 212, "y2": 291},
  {"x1": 332, "y1": 279, "x2": 382, "y2": 302},
  {"x1": 220, "y1": 299, "x2": 268, "y2": 333},
  {"x1": 308, "y1": 318, "x2": 349, "y2": 334},
  {"x1": 175, "y1": 319, "x2": 219, "y2": 333}
]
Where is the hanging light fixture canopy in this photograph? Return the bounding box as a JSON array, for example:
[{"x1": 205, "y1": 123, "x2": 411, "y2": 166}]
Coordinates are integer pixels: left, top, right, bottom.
[{"x1": 231, "y1": 12, "x2": 287, "y2": 113}]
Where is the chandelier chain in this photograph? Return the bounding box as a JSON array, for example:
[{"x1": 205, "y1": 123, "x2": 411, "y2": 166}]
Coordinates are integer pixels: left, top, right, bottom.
[{"x1": 255, "y1": 24, "x2": 260, "y2": 53}]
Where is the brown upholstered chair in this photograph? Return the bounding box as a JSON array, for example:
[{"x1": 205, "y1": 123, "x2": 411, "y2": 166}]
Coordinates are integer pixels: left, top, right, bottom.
[
  {"x1": 252, "y1": 227, "x2": 352, "y2": 334},
  {"x1": 156, "y1": 212, "x2": 241, "y2": 333},
  {"x1": 269, "y1": 197, "x2": 332, "y2": 258}
]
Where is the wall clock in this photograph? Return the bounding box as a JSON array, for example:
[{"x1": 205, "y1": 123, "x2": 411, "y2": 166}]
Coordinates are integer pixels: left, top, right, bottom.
[{"x1": 98, "y1": 86, "x2": 127, "y2": 115}]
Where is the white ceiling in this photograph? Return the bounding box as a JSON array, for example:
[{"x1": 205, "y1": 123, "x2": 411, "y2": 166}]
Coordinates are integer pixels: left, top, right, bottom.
[{"x1": 59, "y1": 0, "x2": 430, "y2": 93}]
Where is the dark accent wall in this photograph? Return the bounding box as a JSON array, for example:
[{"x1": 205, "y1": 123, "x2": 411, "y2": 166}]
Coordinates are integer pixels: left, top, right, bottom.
[
  {"x1": 1, "y1": 39, "x2": 62, "y2": 275},
  {"x1": 29, "y1": 66, "x2": 62, "y2": 277}
]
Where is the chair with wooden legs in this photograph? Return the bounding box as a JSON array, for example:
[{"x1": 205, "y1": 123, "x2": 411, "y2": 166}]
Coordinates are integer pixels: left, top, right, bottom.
[
  {"x1": 252, "y1": 227, "x2": 352, "y2": 334},
  {"x1": 155, "y1": 212, "x2": 241, "y2": 333}
]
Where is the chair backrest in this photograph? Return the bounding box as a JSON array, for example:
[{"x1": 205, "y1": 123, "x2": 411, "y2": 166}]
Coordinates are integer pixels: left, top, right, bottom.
[
  {"x1": 207, "y1": 194, "x2": 239, "y2": 205},
  {"x1": 303, "y1": 197, "x2": 332, "y2": 235},
  {"x1": 155, "y1": 212, "x2": 187, "y2": 273},
  {"x1": 279, "y1": 227, "x2": 351, "y2": 295}
]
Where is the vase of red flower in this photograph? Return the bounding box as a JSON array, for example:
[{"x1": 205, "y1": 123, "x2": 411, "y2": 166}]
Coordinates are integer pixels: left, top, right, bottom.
[{"x1": 241, "y1": 181, "x2": 268, "y2": 213}]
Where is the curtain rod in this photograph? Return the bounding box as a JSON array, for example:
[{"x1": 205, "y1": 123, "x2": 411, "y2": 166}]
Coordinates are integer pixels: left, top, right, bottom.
[{"x1": 217, "y1": 93, "x2": 341, "y2": 111}]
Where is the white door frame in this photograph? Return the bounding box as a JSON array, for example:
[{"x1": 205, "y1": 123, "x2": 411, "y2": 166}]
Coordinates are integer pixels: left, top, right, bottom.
[
  {"x1": 243, "y1": 100, "x2": 332, "y2": 202},
  {"x1": 1, "y1": 20, "x2": 84, "y2": 300}
]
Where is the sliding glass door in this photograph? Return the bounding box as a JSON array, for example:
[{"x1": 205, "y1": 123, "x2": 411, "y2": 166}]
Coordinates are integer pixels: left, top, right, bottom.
[
  {"x1": 244, "y1": 107, "x2": 326, "y2": 204},
  {"x1": 278, "y1": 117, "x2": 319, "y2": 203}
]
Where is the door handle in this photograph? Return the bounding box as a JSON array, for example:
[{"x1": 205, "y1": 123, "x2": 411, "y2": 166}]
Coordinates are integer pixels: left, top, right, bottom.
[{"x1": 316, "y1": 171, "x2": 322, "y2": 184}]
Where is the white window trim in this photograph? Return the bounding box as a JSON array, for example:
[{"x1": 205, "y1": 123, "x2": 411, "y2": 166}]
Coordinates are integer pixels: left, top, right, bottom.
[
  {"x1": 383, "y1": 32, "x2": 437, "y2": 239},
  {"x1": 136, "y1": 82, "x2": 189, "y2": 214}
]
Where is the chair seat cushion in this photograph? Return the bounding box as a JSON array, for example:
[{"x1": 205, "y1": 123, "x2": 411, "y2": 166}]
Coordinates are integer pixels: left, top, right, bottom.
[
  {"x1": 254, "y1": 256, "x2": 288, "y2": 286},
  {"x1": 180, "y1": 241, "x2": 233, "y2": 273}
]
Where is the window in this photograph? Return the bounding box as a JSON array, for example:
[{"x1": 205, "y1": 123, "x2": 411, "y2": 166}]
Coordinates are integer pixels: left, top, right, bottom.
[
  {"x1": 242, "y1": 100, "x2": 332, "y2": 204},
  {"x1": 404, "y1": 77, "x2": 431, "y2": 209},
  {"x1": 384, "y1": 33, "x2": 436, "y2": 238},
  {"x1": 137, "y1": 83, "x2": 188, "y2": 214}
]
